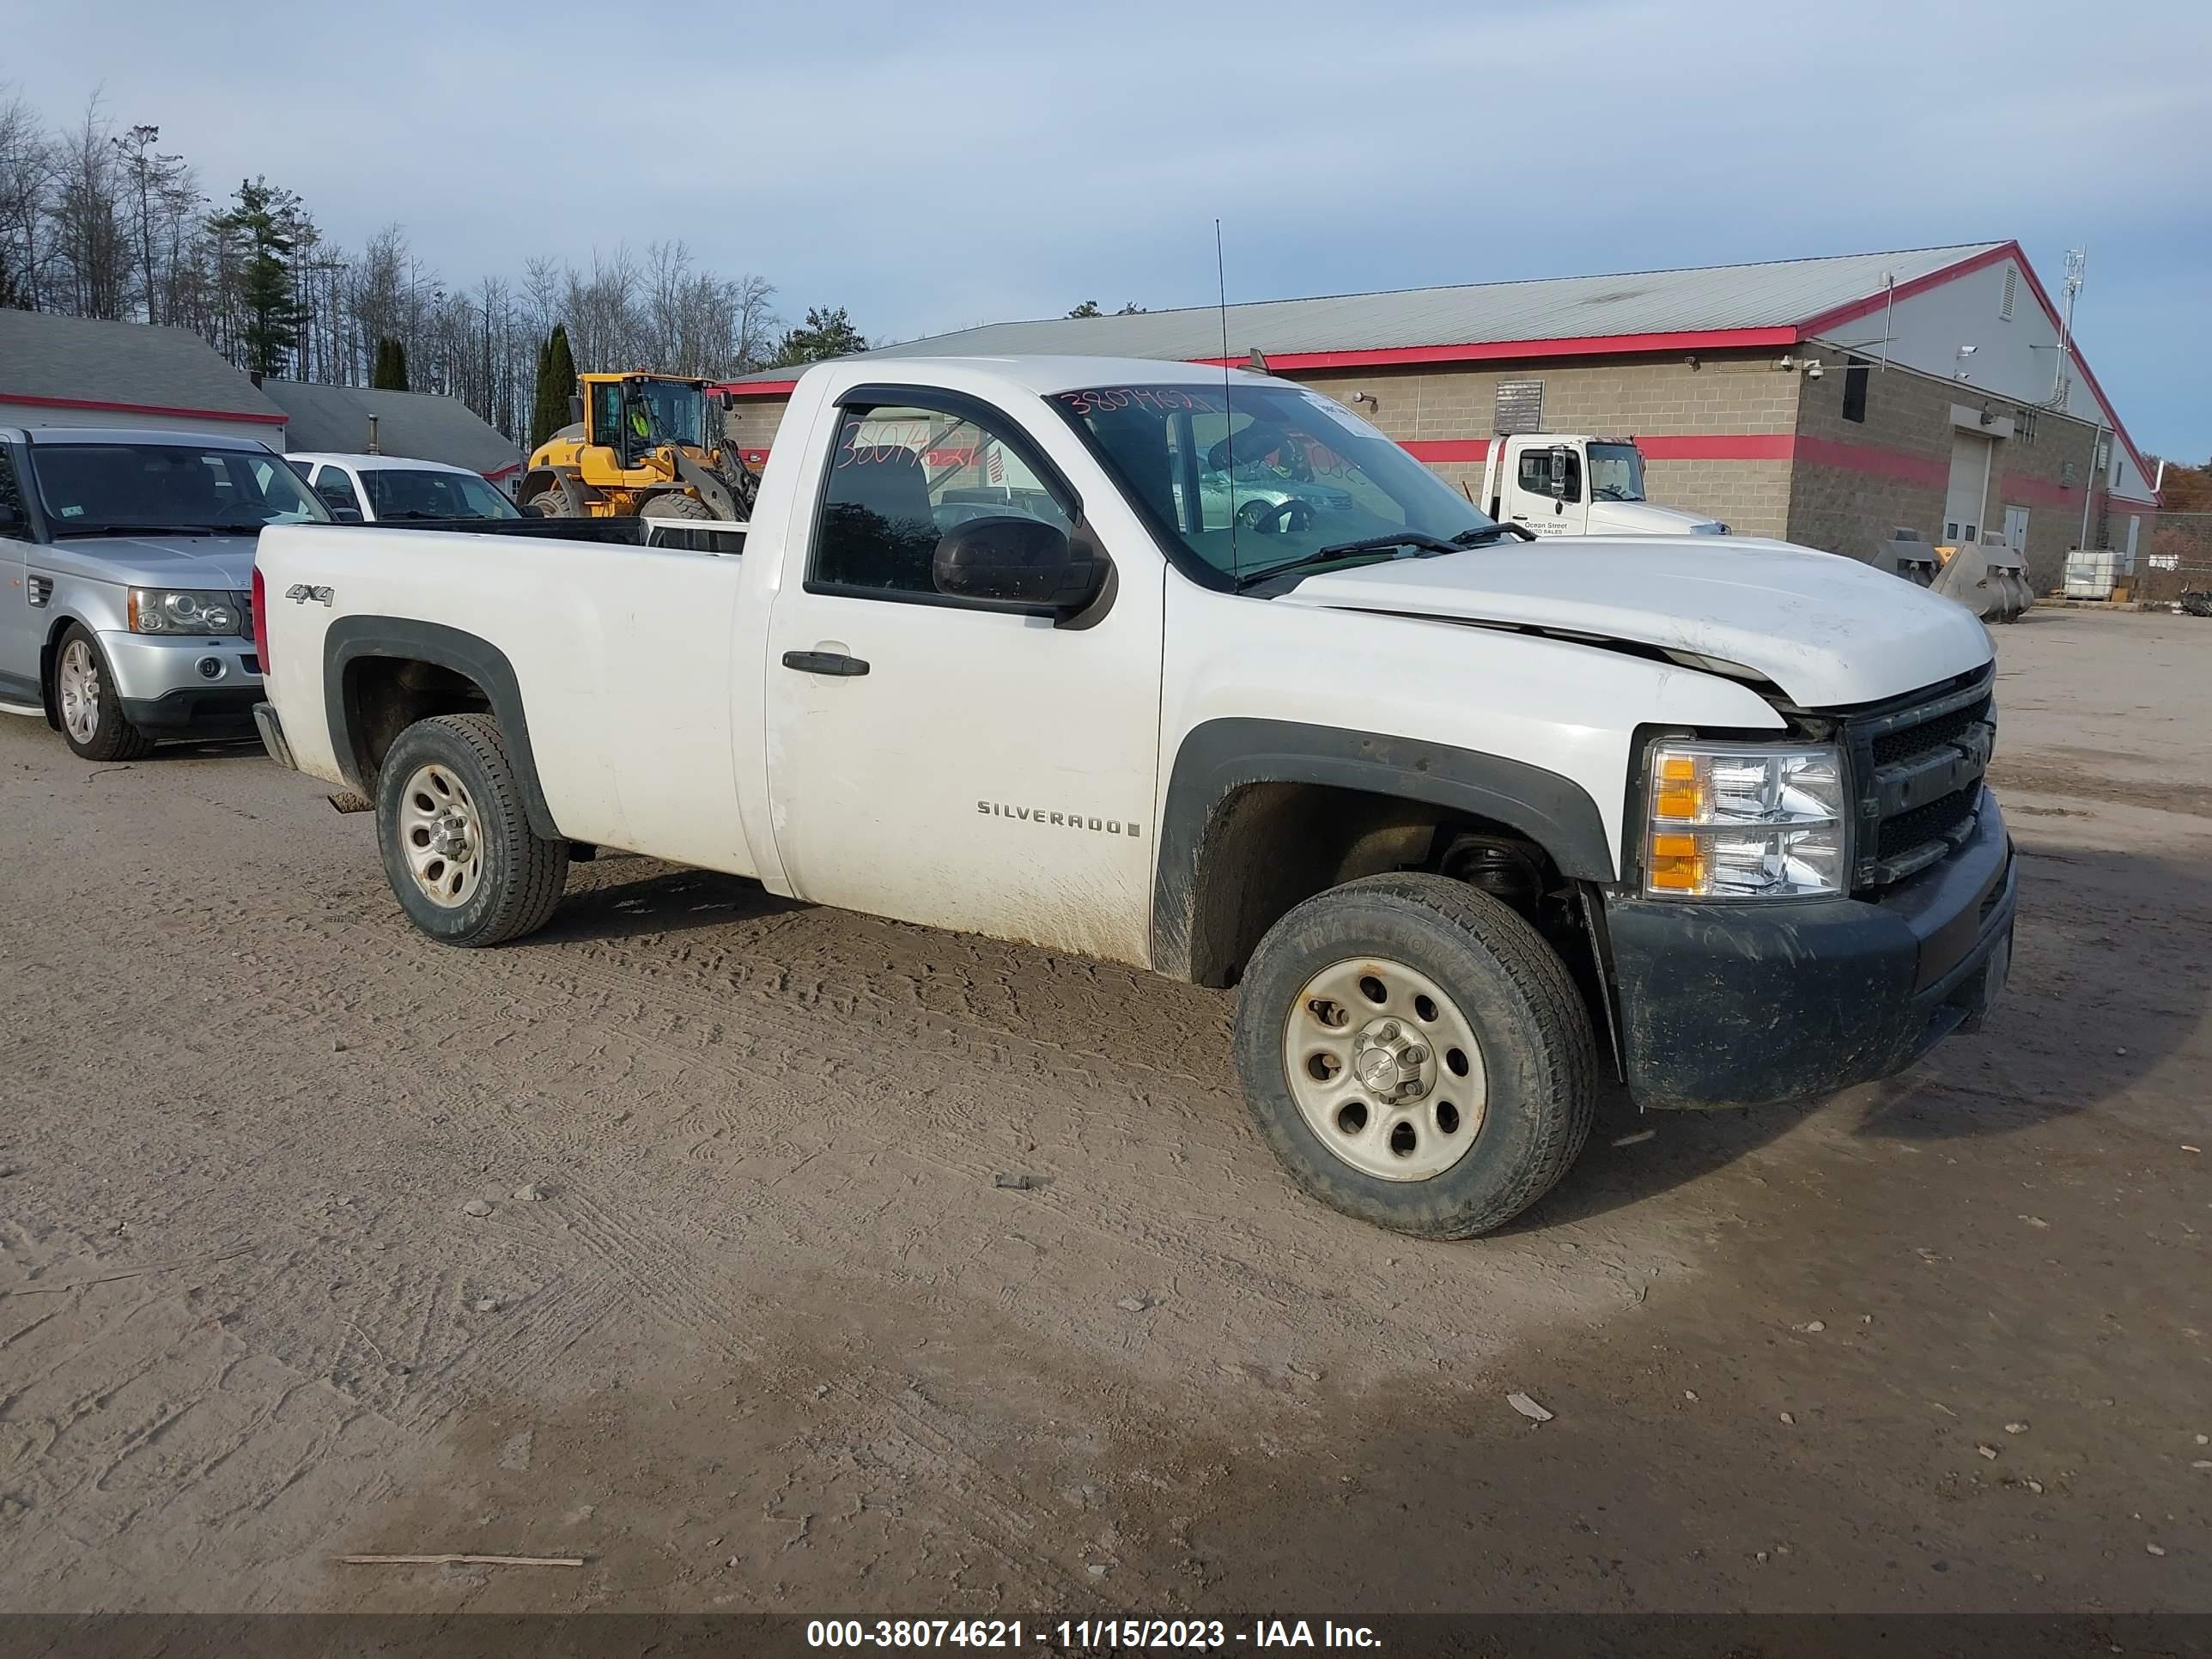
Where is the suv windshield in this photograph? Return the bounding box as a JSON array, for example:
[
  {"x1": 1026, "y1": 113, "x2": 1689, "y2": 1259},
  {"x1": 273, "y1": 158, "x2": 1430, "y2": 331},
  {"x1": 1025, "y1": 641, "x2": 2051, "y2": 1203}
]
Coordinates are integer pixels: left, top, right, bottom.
[
  {"x1": 28, "y1": 441, "x2": 328, "y2": 534},
  {"x1": 1588, "y1": 441, "x2": 1646, "y2": 502},
  {"x1": 362, "y1": 468, "x2": 520, "y2": 520},
  {"x1": 1052, "y1": 382, "x2": 1498, "y2": 588}
]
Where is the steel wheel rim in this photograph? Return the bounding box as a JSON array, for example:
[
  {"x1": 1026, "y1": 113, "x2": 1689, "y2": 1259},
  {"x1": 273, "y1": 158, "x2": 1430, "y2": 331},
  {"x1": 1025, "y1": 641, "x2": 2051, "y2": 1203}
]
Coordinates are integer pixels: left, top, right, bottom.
[
  {"x1": 398, "y1": 763, "x2": 486, "y2": 908},
  {"x1": 1281, "y1": 956, "x2": 1488, "y2": 1182},
  {"x1": 58, "y1": 640, "x2": 100, "y2": 743}
]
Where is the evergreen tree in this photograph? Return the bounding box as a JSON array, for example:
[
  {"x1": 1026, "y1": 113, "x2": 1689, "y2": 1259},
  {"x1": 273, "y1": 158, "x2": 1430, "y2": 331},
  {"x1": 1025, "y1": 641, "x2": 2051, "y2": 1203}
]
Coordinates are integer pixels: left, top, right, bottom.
[
  {"x1": 530, "y1": 325, "x2": 577, "y2": 449},
  {"x1": 770, "y1": 306, "x2": 866, "y2": 367},
  {"x1": 370, "y1": 335, "x2": 410, "y2": 391},
  {"x1": 209, "y1": 176, "x2": 307, "y2": 379}
]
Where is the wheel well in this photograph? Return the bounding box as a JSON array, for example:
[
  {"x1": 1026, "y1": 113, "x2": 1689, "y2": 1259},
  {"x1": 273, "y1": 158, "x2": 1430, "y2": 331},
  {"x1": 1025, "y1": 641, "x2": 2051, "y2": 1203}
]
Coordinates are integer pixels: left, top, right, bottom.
[
  {"x1": 1187, "y1": 781, "x2": 1570, "y2": 990},
  {"x1": 341, "y1": 657, "x2": 492, "y2": 791},
  {"x1": 37, "y1": 614, "x2": 80, "y2": 726}
]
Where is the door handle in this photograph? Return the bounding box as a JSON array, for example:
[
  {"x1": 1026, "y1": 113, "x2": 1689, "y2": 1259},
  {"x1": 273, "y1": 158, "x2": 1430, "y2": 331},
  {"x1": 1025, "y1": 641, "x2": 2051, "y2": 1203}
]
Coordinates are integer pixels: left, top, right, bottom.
[{"x1": 781, "y1": 649, "x2": 869, "y2": 678}]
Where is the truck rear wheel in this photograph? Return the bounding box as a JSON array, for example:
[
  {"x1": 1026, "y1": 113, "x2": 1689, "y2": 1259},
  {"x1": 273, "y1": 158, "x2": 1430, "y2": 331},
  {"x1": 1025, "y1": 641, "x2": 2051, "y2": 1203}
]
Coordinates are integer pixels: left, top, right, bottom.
[
  {"x1": 641, "y1": 491, "x2": 714, "y2": 521},
  {"x1": 374, "y1": 713, "x2": 568, "y2": 947},
  {"x1": 1231, "y1": 872, "x2": 1595, "y2": 1238}
]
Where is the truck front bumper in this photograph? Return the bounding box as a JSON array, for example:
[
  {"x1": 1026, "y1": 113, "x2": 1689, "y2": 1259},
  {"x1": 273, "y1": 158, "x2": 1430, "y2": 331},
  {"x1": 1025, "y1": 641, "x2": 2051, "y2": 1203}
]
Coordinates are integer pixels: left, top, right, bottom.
[
  {"x1": 99, "y1": 630, "x2": 262, "y2": 736},
  {"x1": 1604, "y1": 791, "x2": 2015, "y2": 1109}
]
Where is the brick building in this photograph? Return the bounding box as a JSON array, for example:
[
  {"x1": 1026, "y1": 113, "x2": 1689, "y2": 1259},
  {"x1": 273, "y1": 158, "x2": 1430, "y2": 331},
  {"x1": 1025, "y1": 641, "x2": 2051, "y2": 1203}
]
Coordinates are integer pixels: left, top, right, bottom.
[{"x1": 721, "y1": 243, "x2": 2159, "y2": 592}]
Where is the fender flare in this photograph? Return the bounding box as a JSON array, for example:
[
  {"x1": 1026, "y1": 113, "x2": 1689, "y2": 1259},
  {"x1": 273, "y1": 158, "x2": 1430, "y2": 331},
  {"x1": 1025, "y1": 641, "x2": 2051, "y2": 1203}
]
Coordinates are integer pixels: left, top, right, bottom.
[
  {"x1": 1152, "y1": 716, "x2": 1616, "y2": 979},
  {"x1": 322, "y1": 616, "x2": 561, "y2": 839},
  {"x1": 515, "y1": 465, "x2": 591, "y2": 514}
]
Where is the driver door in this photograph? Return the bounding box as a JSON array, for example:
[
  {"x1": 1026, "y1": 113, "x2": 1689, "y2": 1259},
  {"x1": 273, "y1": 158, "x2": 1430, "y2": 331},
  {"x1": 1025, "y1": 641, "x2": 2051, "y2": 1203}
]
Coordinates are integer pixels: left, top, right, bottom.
[
  {"x1": 0, "y1": 444, "x2": 40, "y2": 706},
  {"x1": 762, "y1": 386, "x2": 1164, "y2": 966},
  {"x1": 1508, "y1": 444, "x2": 1585, "y2": 534}
]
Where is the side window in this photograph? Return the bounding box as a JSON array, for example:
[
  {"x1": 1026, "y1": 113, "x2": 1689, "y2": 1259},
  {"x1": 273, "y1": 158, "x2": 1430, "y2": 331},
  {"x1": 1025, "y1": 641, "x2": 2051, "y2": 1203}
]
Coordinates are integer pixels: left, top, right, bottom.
[
  {"x1": 1516, "y1": 448, "x2": 1581, "y2": 502},
  {"x1": 313, "y1": 466, "x2": 362, "y2": 514},
  {"x1": 0, "y1": 447, "x2": 24, "y2": 528},
  {"x1": 811, "y1": 398, "x2": 1073, "y2": 599},
  {"x1": 1842, "y1": 356, "x2": 1869, "y2": 423}
]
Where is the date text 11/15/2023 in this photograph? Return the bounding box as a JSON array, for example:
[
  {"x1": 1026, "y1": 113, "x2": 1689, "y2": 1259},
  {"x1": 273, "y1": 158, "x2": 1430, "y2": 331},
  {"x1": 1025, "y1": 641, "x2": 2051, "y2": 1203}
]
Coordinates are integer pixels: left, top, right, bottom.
[{"x1": 805, "y1": 1620, "x2": 1382, "y2": 1650}]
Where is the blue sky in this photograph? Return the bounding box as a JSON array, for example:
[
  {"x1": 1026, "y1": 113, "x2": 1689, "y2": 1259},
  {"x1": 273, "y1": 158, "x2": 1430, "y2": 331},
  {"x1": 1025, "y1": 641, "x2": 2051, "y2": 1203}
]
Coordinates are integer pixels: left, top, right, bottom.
[{"x1": 12, "y1": 0, "x2": 2209, "y2": 459}]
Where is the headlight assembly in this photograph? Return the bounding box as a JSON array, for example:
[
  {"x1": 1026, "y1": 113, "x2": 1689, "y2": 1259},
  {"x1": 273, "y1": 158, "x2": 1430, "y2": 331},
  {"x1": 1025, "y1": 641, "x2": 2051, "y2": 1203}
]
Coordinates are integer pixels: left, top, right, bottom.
[
  {"x1": 128, "y1": 588, "x2": 248, "y2": 637},
  {"x1": 1644, "y1": 741, "x2": 1848, "y2": 899}
]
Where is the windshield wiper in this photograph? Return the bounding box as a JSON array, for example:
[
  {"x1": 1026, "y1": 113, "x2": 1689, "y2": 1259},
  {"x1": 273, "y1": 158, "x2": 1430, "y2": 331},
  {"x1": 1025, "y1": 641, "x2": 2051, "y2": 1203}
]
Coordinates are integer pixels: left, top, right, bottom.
[
  {"x1": 1451, "y1": 522, "x2": 1535, "y2": 545},
  {"x1": 49, "y1": 522, "x2": 217, "y2": 538},
  {"x1": 1231, "y1": 532, "x2": 1464, "y2": 592}
]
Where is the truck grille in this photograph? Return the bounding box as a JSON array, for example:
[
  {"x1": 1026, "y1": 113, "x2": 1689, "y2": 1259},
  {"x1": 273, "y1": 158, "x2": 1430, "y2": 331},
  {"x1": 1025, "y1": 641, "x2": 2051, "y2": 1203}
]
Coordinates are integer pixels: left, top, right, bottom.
[{"x1": 1838, "y1": 664, "x2": 1996, "y2": 890}]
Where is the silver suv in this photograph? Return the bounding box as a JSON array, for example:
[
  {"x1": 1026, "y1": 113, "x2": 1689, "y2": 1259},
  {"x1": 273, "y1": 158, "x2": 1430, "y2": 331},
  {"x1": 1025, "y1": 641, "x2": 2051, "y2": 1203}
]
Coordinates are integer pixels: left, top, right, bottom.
[{"x1": 0, "y1": 427, "x2": 328, "y2": 760}]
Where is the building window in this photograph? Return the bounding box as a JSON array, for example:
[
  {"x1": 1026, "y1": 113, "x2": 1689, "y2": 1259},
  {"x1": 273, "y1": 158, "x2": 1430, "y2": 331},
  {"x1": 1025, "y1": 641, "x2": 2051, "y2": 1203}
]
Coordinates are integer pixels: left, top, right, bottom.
[
  {"x1": 2000, "y1": 267, "x2": 2017, "y2": 322},
  {"x1": 1841, "y1": 356, "x2": 1869, "y2": 423}
]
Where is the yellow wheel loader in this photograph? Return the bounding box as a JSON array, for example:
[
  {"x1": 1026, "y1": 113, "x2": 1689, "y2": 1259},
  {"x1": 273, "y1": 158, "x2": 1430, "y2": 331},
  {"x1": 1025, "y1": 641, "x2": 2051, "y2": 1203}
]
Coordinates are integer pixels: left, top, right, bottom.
[{"x1": 517, "y1": 373, "x2": 757, "y2": 525}]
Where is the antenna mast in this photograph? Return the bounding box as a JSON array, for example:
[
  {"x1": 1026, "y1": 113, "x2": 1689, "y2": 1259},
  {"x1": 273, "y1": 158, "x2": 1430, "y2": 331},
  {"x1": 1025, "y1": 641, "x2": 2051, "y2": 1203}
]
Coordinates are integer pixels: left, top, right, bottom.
[{"x1": 2047, "y1": 247, "x2": 2086, "y2": 408}]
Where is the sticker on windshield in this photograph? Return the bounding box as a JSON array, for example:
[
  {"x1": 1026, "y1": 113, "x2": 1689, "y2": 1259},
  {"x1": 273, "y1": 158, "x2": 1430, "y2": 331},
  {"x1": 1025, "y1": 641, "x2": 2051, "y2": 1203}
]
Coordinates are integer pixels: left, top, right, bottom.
[
  {"x1": 1297, "y1": 391, "x2": 1382, "y2": 441},
  {"x1": 58, "y1": 505, "x2": 82, "y2": 516}
]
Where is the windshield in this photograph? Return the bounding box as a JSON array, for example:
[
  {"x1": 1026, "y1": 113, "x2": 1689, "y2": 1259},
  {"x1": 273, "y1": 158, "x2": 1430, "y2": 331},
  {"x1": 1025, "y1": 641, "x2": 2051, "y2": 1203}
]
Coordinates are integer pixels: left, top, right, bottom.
[
  {"x1": 1052, "y1": 382, "x2": 1498, "y2": 588},
  {"x1": 361, "y1": 468, "x2": 520, "y2": 520},
  {"x1": 1588, "y1": 442, "x2": 1646, "y2": 502},
  {"x1": 628, "y1": 380, "x2": 710, "y2": 449},
  {"x1": 27, "y1": 442, "x2": 328, "y2": 534}
]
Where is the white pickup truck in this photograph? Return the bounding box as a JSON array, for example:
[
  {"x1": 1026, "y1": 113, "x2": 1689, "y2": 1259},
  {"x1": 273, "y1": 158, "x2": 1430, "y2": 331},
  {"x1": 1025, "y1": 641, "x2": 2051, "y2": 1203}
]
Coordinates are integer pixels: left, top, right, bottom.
[{"x1": 252, "y1": 355, "x2": 2014, "y2": 1238}]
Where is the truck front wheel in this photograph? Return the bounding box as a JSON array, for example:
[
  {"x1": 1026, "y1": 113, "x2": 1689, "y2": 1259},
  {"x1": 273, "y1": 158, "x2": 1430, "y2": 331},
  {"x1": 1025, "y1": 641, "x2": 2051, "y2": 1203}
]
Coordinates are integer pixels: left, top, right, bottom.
[
  {"x1": 374, "y1": 713, "x2": 569, "y2": 947},
  {"x1": 1232, "y1": 873, "x2": 1596, "y2": 1238}
]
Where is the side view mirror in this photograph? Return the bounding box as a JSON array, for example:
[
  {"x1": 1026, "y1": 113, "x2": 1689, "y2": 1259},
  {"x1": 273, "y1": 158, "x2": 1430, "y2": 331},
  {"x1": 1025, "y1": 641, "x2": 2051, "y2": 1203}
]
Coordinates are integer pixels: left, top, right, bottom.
[
  {"x1": 1547, "y1": 447, "x2": 1571, "y2": 493},
  {"x1": 331, "y1": 507, "x2": 363, "y2": 524},
  {"x1": 933, "y1": 515, "x2": 1108, "y2": 615},
  {"x1": 0, "y1": 499, "x2": 24, "y2": 532}
]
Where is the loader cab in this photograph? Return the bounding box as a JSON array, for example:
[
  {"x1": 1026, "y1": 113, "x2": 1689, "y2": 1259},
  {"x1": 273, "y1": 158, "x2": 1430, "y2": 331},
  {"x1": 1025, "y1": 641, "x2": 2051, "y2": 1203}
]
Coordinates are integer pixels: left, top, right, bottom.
[{"x1": 583, "y1": 374, "x2": 716, "y2": 472}]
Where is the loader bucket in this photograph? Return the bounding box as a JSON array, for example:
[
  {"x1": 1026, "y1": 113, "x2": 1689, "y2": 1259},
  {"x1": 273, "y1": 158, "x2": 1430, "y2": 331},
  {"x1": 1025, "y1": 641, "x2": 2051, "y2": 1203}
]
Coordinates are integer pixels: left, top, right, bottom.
[{"x1": 1931, "y1": 538, "x2": 2030, "y2": 623}]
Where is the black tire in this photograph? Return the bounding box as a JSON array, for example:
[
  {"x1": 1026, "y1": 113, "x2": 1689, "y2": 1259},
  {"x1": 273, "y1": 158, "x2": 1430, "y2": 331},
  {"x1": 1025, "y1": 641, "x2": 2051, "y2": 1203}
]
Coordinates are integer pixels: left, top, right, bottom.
[
  {"x1": 53, "y1": 623, "x2": 155, "y2": 762},
  {"x1": 640, "y1": 490, "x2": 713, "y2": 521},
  {"x1": 525, "y1": 489, "x2": 565, "y2": 518},
  {"x1": 374, "y1": 713, "x2": 568, "y2": 947},
  {"x1": 1231, "y1": 872, "x2": 1596, "y2": 1238}
]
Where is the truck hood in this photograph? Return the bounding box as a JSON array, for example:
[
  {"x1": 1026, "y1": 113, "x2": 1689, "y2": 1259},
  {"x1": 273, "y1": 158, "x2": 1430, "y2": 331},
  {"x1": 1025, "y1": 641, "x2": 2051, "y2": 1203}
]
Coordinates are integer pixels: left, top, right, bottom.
[
  {"x1": 1276, "y1": 536, "x2": 1994, "y2": 708},
  {"x1": 38, "y1": 533, "x2": 261, "y2": 589},
  {"x1": 1585, "y1": 500, "x2": 1727, "y2": 536}
]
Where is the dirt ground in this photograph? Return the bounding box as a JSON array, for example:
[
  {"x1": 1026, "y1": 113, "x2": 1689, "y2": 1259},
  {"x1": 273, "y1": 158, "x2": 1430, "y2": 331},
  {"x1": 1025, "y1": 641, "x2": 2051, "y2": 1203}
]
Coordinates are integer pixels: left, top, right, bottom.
[{"x1": 0, "y1": 605, "x2": 2206, "y2": 1621}]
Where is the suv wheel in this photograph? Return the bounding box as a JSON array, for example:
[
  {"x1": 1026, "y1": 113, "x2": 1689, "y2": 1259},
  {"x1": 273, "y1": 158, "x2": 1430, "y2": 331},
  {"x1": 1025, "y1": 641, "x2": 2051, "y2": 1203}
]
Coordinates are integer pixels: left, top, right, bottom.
[
  {"x1": 54, "y1": 624, "x2": 155, "y2": 762},
  {"x1": 1232, "y1": 873, "x2": 1596, "y2": 1238}
]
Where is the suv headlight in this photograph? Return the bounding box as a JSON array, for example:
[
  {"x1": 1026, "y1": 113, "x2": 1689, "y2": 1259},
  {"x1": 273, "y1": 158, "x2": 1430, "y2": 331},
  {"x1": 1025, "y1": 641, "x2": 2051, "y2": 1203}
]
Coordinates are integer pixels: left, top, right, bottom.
[
  {"x1": 1644, "y1": 741, "x2": 1848, "y2": 899},
  {"x1": 129, "y1": 588, "x2": 247, "y2": 637}
]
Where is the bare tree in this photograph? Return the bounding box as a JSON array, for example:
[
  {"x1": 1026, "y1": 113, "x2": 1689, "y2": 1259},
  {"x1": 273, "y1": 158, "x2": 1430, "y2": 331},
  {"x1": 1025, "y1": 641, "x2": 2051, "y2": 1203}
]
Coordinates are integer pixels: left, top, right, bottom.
[
  {"x1": 46, "y1": 96, "x2": 126, "y2": 318},
  {"x1": 0, "y1": 89, "x2": 54, "y2": 307},
  {"x1": 2, "y1": 87, "x2": 799, "y2": 433},
  {"x1": 111, "y1": 124, "x2": 189, "y2": 324}
]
